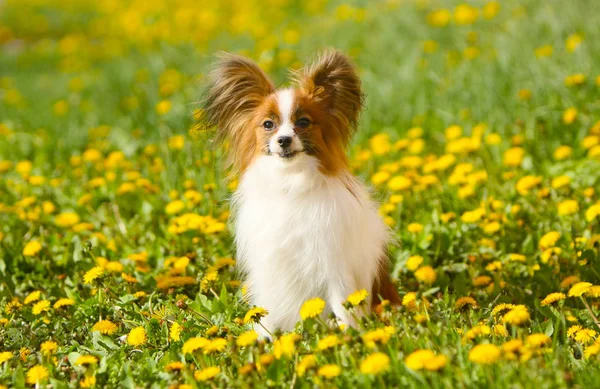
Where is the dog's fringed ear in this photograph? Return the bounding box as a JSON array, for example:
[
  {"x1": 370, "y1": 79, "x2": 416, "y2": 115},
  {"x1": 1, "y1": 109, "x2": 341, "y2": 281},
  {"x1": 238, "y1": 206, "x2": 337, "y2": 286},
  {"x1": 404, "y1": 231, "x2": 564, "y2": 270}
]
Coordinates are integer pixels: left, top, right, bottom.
[
  {"x1": 294, "y1": 49, "x2": 364, "y2": 145},
  {"x1": 201, "y1": 53, "x2": 275, "y2": 145}
]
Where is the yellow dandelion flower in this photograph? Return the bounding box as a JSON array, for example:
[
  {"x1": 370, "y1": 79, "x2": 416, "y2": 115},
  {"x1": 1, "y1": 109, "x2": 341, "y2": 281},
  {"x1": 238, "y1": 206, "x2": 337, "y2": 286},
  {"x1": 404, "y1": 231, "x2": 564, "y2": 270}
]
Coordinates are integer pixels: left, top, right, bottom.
[
  {"x1": 558, "y1": 199, "x2": 579, "y2": 216},
  {"x1": 360, "y1": 352, "x2": 390, "y2": 374},
  {"x1": 26, "y1": 365, "x2": 49, "y2": 385},
  {"x1": 164, "y1": 362, "x2": 184, "y2": 372},
  {"x1": 243, "y1": 307, "x2": 268, "y2": 324},
  {"x1": 169, "y1": 322, "x2": 182, "y2": 342},
  {"x1": 502, "y1": 305, "x2": 530, "y2": 325},
  {"x1": 574, "y1": 329, "x2": 597, "y2": 344},
  {"x1": 586, "y1": 204, "x2": 600, "y2": 222},
  {"x1": 194, "y1": 366, "x2": 220, "y2": 381},
  {"x1": 83, "y1": 266, "x2": 104, "y2": 284},
  {"x1": 236, "y1": 330, "x2": 258, "y2": 347},
  {"x1": 32, "y1": 300, "x2": 50, "y2": 315},
  {"x1": 407, "y1": 223, "x2": 423, "y2": 233},
  {"x1": 318, "y1": 364, "x2": 341, "y2": 378},
  {"x1": 569, "y1": 282, "x2": 592, "y2": 297},
  {"x1": 92, "y1": 320, "x2": 118, "y2": 335},
  {"x1": 300, "y1": 297, "x2": 326, "y2": 320},
  {"x1": 273, "y1": 333, "x2": 301, "y2": 359},
  {"x1": 503, "y1": 147, "x2": 525, "y2": 167},
  {"x1": 362, "y1": 327, "x2": 394, "y2": 348},
  {"x1": 0, "y1": 352, "x2": 13, "y2": 364},
  {"x1": 40, "y1": 340, "x2": 58, "y2": 355},
  {"x1": 317, "y1": 335, "x2": 340, "y2": 351},
  {"x1": 203, "y1": 338, "x2": 227, "y2": 354},
  {"x1": 563, "y1": 107, "x2": 578, "y2": 125},
  {"x1": 24, "y1": 291, "x2": 41, "y2": 305},
  {"x1": 539, "y1": 231, "x2": 561, "y2": 250},
  {"x1": 455, "y1": 296, "x2": 478, "y2": 311},
  {"x1": 469, "y1": 344, "x2": 500, "y2": 364},
  {"x1": 297, "y1": 354, "x2": 316, "y2": 376},
  {"x1": 406, "y1": 255, "x2": 424, "y2": 271},
  {"x1": 182, "y1": 337, "x2": 209, "y2": 354},
  {"x1": 414, "y1": 266, "x2": 436, "y2": 284},
  {"x1": 566, "y1": 33, "x2": 583, "y2": 52},
  {"x1": 526, "y1": 333, "x2": 551, "y2": 348},
  {"x1": 541, "y1": 292, "x2": 566, "y2": 306},
  {"x1": 55, "y1": 212, "x2": 80, "y2": 228},
  {"x1": 127, "y1": 327, "x2": 147, "y2": 347},
  {"x1": 405, "y1": 349, "x2": 447, "y2": 371},
  {"x1": 387, "y1": 176, "x2": 412, "y2": 191},
  {"x1": 346, "y1": 289, "x2": 369, "y2": 306},
  {"x1": 75, "y1": 355, "x2": 98, "y2": 365},
  {"x1": 22, "y1": 241, "x2": 42, "y2": 256}
]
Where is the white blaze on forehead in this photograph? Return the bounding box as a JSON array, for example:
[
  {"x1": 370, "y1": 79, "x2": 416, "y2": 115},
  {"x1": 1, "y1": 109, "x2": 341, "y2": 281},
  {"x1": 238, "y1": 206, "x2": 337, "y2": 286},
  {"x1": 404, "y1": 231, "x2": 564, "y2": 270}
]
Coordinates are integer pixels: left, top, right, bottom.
[{"x1": 275, "y1": 88, "x2": 295, "y2": 136}]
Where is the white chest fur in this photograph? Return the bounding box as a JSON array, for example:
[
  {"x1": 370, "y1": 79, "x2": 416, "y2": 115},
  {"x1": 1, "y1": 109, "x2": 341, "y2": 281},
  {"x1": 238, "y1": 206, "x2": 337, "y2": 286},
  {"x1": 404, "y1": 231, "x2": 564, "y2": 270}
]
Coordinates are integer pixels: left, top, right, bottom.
[{"x1": 233, "y1": 155, "x2": 389, "y2": 335}]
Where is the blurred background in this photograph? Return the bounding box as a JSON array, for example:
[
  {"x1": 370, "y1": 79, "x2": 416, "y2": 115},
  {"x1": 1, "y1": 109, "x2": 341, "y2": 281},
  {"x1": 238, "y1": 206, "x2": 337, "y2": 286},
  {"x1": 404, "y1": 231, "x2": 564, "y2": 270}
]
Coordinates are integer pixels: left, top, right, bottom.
[{"x1": 1, "y1": 0, "x2": 598, "y2": 150}]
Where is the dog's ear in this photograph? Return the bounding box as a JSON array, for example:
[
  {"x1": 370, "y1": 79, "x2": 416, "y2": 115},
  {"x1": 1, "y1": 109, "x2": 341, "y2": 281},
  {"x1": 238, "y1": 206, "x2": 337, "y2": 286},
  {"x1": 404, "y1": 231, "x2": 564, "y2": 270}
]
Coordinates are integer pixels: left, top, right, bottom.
[
  {"x1": 201, "y1": 53, "x2": 275, "y2": 145},
  {"x1": 294, "y1": 49, "x2": 363, "y2": 145}
]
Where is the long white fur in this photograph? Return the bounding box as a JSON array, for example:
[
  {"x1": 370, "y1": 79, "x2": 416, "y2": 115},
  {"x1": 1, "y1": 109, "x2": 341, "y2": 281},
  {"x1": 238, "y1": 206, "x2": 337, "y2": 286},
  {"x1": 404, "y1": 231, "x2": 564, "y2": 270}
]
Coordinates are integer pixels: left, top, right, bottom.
[{"x1": 232, "y1": 91, "x2": 389, "y2": 337}]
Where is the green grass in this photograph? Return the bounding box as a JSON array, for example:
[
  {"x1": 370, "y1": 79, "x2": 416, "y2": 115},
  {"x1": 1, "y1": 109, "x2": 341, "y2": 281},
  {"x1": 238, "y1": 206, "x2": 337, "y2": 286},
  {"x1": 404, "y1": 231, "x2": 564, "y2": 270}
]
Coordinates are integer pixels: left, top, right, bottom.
[{"x1": 1, "y1": 0, "x2": 600, "y2": 387}]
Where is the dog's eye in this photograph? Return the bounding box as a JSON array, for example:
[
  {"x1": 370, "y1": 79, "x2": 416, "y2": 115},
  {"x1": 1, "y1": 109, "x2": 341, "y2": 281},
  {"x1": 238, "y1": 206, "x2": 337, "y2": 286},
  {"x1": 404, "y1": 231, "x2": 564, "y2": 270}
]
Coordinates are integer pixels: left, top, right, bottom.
[
  {"x1": 263, "y1": 120, "x2": 275, "y2": 130},
  {"x1": 296, "y1": 118, "x2": 311, "y2": 129}
]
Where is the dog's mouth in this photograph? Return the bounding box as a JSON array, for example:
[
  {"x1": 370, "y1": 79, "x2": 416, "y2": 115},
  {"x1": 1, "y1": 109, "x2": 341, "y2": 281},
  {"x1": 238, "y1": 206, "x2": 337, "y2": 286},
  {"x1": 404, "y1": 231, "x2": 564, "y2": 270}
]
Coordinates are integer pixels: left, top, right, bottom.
[{"x1": 277, "y1": 150, "x2": 303, "y2": 159}]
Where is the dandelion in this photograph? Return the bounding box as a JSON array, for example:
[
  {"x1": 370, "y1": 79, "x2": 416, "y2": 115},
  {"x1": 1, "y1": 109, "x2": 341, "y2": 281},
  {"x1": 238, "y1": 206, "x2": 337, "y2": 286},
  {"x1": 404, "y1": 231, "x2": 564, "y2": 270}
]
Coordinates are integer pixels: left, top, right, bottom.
[
  {"x1": 169, "y1": 322, "x2": 182, "y2": 342},
  {"x1": 243, "y1": 307, "x2": 268, "y2": 324},
  {"x1": 586, "y1": 204, "x2": 600, "y2": 221},
  {"x1": 468, "y1": 344, "x2": 501, "y2": 364},
  {"x1": 83, "y1": 266, "x2": 104, "y2": 284},
  {"x1": 273, "y1": 333, "x2": 300, "y2": 359},
  {"x1": 405, "y1": 349, "x2": 447, "y2": 371},
  {"x1": 182, "y1": 337, "x2": 209, "y2": 354},
  {"x1": 127, "y1": 327, "x2": 147, "y2": 347},
  {"x1": 165, "y1": 200, "x2": 185, "y2": 215},
  {"x1": 526, "y1": 333, "x2": 550, "y2": 348},
  {"x1": 22, "y1": 241, "x2": 42, "y2": 256},
  {"x1": 75, "y1": 355, "x2": 98, "y2": 365},
  {"x1": 569, "y1": 282, "x2": 592, "y2": 297},
  {"x1": 360, "y1": 352, "x2": 390, "y2": 374},
  {"x1": 574, "y1": 329, "x2": 597, "y2": 344},
  {"x1": 55, "y1": 212, "x2": 80, "y2": 228},
  {"x1": 318, "y1": 364, "x2": 341, "y2": 378},
  {"x1": 503, "y1": 147, "x2": 525, "y2": 167},
  {"x1": 195, "y1": 366, "x2": 220, "y2": 381},
  {"x1": 300, "y1": 297, "x2": 325, "y2": 319},
  {"x1": 317, "y1": 335, "x2": 340, "y2": 351},
  {"x1": 0, "y1": 352, "x2": 13, "y2": 364},
  {"x1": 26, "y1": 365, "x2": 49, "y2": 385},
  {"x1": 32, "y1": 300, "x2": 50, "y2": 315},
  {"x1": 297, "y1": 354, "x2": 317, "y2": 376},
  {"x1": 165, "y1": 362, "x2": 184, "y2": 372},
  {"x1": 414, "y1": 266, "x2": 437, "y2": 284},
  {"x1": 557, "y1": 200, "x2": 579, "y2": 216},
  {"x1": 362, "y1": 327, "x2": 394, "y2": 348},
  {"x1": 92, "y1": 320, "x2": 118, "y2": 335},
  {"x1": 541, "y1": 292, "x2": 566, "y2": 306},
  {"x1": 502, "y1": 305, "x2": 530, "y2": 325},
  {"x1": 236, "y1": 330, "x2": 258, "y2": 347},
  {"x1": 553, "y1": 145, "x2": 573, "y2": 160},
  {"x1": 563, "y1": 107, "x2": 578, "y2": 125},
  {"x1": 407, "y1": 223, "x2": 423, "y2": 233},
  {"x1": 156, "y1": 100, "x2": 172, "y2": 115},
  {"x1": 346, "y1": 289, "x2": 369, "y2": 306},
  {"x1": 566, "y1": 33, "x2": 583, "y2": 52},
  {"x1": 539, "y1": 231, "x2": 561, "y2": 250},
  {"x1": 455, "y1": 296, "x2": 478, "y2": 311},
  {"x1": 406, "y1": 255, "x2": 424, "y2": 271},
  {"x1": 40, "y1": 341, "x2": 58, "y2": 355}
]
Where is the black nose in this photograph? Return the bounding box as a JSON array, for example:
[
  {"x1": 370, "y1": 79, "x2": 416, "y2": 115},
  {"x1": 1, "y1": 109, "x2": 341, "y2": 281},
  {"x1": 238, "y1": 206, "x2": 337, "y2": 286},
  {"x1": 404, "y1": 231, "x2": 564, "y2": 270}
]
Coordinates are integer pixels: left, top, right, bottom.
[{"x1": 277, "y1": 136, "x2": 292, "y2": 148}]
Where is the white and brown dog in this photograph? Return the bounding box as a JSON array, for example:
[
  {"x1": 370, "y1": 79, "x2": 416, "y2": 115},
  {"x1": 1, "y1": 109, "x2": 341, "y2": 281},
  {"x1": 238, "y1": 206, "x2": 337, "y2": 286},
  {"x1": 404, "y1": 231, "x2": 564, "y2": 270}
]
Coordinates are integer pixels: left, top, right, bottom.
[{"x1": 202, "y1": 49, "x2": 400, "y2": 337}]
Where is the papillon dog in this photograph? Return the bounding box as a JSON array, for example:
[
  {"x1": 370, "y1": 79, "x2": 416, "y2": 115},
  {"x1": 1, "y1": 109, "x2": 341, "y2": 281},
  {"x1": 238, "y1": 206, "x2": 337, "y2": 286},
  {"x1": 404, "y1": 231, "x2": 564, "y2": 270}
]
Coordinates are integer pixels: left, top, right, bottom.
[{"x1": 201, "y1": 49, "x2": 400, "y2": 337}]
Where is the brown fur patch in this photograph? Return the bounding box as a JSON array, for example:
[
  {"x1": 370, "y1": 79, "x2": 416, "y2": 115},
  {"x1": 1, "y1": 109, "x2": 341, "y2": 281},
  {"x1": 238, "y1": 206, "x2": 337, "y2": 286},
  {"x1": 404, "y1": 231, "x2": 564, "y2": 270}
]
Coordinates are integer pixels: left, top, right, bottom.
[
  {"x1": 372, "y1": 256, "x2": 401, "y2": 307},
  {"x1": 201, "y1": 52, "x2": 275, "y2": 173}
]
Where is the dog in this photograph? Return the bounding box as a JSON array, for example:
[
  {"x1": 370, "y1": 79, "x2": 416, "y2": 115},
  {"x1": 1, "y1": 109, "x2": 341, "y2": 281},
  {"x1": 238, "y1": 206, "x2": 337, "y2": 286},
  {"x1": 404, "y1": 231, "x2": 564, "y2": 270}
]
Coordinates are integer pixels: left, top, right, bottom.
[{"x1": 201, "y1": 49, "x2": 400, "y2": 337}]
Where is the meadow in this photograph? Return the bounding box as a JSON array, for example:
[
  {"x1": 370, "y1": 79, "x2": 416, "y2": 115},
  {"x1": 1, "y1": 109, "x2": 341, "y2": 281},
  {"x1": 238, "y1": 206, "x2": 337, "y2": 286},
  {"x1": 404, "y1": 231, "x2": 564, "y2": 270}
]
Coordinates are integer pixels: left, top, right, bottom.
[{"x1": 1, "y1": 0, "x2": 600, "y2": 387}]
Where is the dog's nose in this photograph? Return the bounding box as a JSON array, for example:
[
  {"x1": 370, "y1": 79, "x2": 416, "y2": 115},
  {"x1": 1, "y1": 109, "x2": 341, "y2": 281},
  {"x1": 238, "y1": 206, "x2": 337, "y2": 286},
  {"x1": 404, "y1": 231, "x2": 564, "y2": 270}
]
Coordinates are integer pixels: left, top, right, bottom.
[{"x1": 277, "y1": 136, "x2": 292, "y2": 148}]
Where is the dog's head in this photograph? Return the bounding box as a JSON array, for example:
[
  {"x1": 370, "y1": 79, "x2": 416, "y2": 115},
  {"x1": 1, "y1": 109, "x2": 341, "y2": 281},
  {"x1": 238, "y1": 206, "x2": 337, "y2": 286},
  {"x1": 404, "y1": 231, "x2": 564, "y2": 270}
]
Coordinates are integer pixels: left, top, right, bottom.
[{"x1": 201, "y1": 49, "x2": 363, "y2": 175}]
